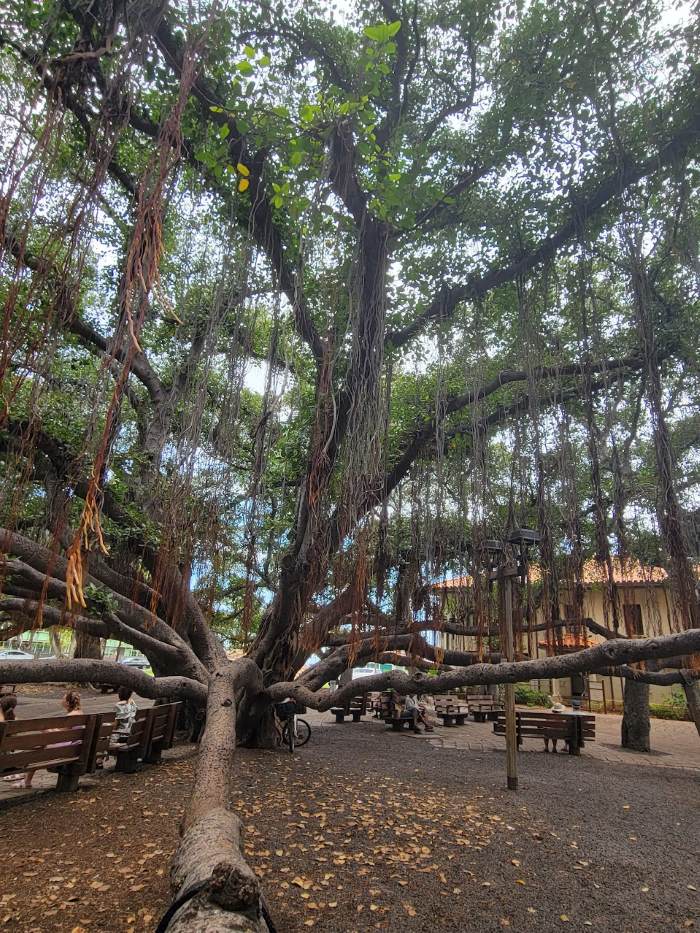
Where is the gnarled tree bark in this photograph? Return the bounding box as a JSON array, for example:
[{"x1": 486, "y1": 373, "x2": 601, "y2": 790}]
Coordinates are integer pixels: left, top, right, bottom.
[
  {"x1": 168, "y1": 665, "x2": 269, "y2": 932},
  {"x1": 683, "y1": 680, "x2": 700, "y2": 738},
  {"x1": 621, "y1": 678, "x2": 651, "y2": 752}
]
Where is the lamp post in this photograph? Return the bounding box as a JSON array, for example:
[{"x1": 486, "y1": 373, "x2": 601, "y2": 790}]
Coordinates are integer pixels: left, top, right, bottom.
[{"x1": 492, "y1": 529, "x2": 541, "y2": 792}]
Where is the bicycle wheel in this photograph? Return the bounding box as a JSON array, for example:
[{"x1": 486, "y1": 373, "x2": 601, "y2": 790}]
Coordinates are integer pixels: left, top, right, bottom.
[{"x1": 294, "y1": 718, "x2": 311, "y2": 747}]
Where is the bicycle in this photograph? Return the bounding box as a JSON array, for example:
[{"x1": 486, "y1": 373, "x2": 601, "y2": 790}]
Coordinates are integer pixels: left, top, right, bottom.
[{"x1": 276, "y1": 701, "x2": 311, "y2": 753}]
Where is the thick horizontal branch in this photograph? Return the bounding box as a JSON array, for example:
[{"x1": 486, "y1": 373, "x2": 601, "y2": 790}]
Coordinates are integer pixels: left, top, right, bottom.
[
  {"x1": 271, "y1": 628, "x2": 700, "y2": 707},
  {"x1": 616, "y1": 665, "x2": 700, "y2": 687},
  {"x1": 385, "y1": 355, "x2": 641, "y2": 499},
  {"x1": 0, "y1": 658, "x2": 207, "y2": 703},
  {"x1": 0, "y1": 596, "x2": 185, "y2": 671},
  {"x1": 0, "y1": 529, "x2": 209, "y2": 680},
  {"x1": 323, "y1": 615, "x2": 614, "y2": 646},
  {"x1": 386, "y1": 80, "x2": 700, "y2": 351}
]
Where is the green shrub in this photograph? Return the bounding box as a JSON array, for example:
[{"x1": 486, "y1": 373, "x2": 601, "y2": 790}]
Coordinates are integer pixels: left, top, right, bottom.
[
  {"x1": 650, "y1": 688, "x2": 689, "y2": 721},
  {"x1": 514, "y1": 684, "x2": 552, "y2": 708}
]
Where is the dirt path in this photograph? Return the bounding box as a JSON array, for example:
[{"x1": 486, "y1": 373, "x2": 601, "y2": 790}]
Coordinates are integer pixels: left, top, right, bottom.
[{"x1": 1, "y1": 716, "x2": 698, "y2": 932}]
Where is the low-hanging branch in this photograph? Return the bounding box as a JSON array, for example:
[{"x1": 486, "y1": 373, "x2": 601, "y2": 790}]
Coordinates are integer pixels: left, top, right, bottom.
[
  {"x1": 0, "y1": 657, "x2": 207, "y2": 703},
  {"x1": 272, "y1": 628, "x2": 700, "y2": 708}
]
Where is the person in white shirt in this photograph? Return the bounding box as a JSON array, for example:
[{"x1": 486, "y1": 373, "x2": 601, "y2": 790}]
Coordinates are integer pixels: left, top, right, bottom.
[
  {"x1": 405, "y1": 694, "x2": 434, "y2": 733},
  {"x1": 113, "y1": 687, "x2": 137, "y2": 741}
]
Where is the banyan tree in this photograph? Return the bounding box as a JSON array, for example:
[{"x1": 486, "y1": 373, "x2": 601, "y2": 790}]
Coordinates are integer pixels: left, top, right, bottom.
[{"x1": 1, "y1": 0, "x2": 699, "y2": 927}]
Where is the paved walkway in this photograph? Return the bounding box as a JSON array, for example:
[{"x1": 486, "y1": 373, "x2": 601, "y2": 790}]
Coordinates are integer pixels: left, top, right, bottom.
[{"x1": 422, "y1": 709, "x2": 700, "y2": 771}]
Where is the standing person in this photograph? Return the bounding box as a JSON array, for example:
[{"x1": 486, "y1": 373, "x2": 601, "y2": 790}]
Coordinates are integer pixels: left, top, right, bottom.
[
  {"x1": 113, "y1": 687, "x2": 137, "y2": 742},
  {"x1": 16, "y1": 689, "x2": 83, "y2": 789}
]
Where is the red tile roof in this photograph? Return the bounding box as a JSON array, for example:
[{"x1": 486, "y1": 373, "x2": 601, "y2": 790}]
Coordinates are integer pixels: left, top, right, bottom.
[{"x1": 434, "y1": 557, "x2": 676, "y2": 590}]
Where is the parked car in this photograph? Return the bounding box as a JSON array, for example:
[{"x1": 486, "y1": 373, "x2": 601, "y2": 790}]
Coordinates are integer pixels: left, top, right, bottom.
[
  {"x1": 119, "y1": 655, "x2": 151, "y2": 670},
  {"x1": 0, "y1": 649, "x2": 35, "y2": 660}
]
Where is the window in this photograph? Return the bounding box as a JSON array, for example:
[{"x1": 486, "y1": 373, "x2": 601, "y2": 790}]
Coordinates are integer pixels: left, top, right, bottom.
[
  {"x1": 563, "y1": 604, "x2": 581, "y2": 636},
  {"x1": 623, "y1": 604, "x2": 644, "y2": 637}
]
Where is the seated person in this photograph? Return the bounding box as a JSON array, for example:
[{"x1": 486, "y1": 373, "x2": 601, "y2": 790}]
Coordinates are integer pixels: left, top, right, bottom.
[
  {"x1": 419, "y1": 693, "x2": 438, "y2": 730},
  {"x1": 113, "y1": 687, "x2": 137, "y2": 742},
  {"x1": 544, "y1": 695, "x2": 566, "y2": 753},
  {"x1": 404, "y1": 694, "x2": 434, "y2": 733}
]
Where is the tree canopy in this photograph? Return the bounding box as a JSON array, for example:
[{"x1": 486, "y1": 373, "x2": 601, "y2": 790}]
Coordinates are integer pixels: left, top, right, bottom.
[{"x1": 1, "y1": 0, "x2": 699, "y2": 927}]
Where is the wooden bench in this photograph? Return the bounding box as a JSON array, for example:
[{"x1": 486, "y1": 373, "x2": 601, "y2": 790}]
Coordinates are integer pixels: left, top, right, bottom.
[
  {"x1": 109, "y1": 702, "x2": 180, "y2": 772},
  {"x1": 378, "y1": 692, "x2": 419, "y2": 732},
  {"x1": 469, "y1": 695, "x2": 503, "y2": 722},
  {"x1": 143, "y1": 702, "x2": 180, "y2": 763},
  {"x1": 434, "y1": 696, "x2": 470, "y2": 726},
  {"x1": 329, "y1": 706, "x2": 363, "y2": 723},
  {"x1": 493, "y1": 711, "x2": 595, "y2": 755},
  {"x1": 0, "y1": 712, "x2": 115, "y2": 792},
  {"x1": 366, "y1": 692, "x2": 383, "y2": 717},
  {"x1": 386, "y1": 711, "x2": 420, "y2": 732}
]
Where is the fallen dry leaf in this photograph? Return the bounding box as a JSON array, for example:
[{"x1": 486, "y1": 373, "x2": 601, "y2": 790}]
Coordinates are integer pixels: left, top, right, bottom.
[{"x1": 292, "y1": 876, "x2": 313, "y2": 891}]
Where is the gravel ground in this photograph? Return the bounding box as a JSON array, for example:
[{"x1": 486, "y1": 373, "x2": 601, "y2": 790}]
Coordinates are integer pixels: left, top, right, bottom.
[{"x1": 1, "y1": 716, "x2": 698, "y2": 933}]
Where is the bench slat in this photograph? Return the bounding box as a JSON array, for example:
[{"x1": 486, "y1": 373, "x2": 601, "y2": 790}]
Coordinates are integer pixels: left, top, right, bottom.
[
  {"x1": 1, "y1": 745, "x2": 82, "y2": 770},
  {"x1": 2, "y1": 714, "x2": 91, "y2": 734},
  {"x1": 1, "y1": 726, "x2": 88, "y2": 750}
]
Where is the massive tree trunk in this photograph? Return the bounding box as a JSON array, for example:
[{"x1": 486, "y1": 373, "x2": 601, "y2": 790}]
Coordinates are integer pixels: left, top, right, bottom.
[
  {"x1": 683, "y1": 681, "x2": 700, "y2": 738},
  {"x1": 621, "y1": 679, "x2": 651, "y2": 752},
  {"x1": 168, "y1": 664, "x2": 269, "y2": 932},
  {"x1": 73, "y1": 629, "x2": 102, "y2": 660}
]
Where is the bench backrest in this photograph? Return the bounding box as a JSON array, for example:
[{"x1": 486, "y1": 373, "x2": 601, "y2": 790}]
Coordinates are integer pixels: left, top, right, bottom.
[
  {"x1": 118, "y1": 707, "x2": 152, "y2": 754},
  {"x1": 147, "y1": 703, "x2": 180, "y2": 749},
  {"x1": 0, "y1": 714, "x2": 96, "y2": 775},
  {"x1": 493, "y1": 711, "x2": 595, "y2": 739},
  {"x1": 470, "y1": 695, "x2": 498, "y2": 706},
  {"x1": 91, "y1": 713, "x2": 117, "y2": 765}
]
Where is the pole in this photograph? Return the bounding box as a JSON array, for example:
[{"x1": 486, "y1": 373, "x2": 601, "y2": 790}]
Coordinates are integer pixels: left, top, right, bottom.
[{"x1": 503, "y1": 562, "x2": 518, "y2": 791}]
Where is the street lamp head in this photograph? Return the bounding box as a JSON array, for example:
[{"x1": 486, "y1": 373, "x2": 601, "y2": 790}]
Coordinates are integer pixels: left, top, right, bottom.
[
  {"x1": 507, "y1": 528, "x2": 541, "y2": 580},
  {"x1": 507, "y1": 528, "x2": 541, "y2": 547}
]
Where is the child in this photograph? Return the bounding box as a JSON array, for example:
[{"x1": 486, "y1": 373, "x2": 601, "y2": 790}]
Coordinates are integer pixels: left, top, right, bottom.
[
  {"x1": 113, "y1": 687, "x2": 137, "y2": 741},
  {"x1": 15, "y1": 689, "x2": 83, "y2": 788}
]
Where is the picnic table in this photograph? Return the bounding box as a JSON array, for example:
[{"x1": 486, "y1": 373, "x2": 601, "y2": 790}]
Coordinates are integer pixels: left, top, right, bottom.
[
  {"x1": 469, "y1": 695, "x2": 503, "y2": 722},
  {"x1": 434, "y1": 695, "x2": 470, "y2": 726}
]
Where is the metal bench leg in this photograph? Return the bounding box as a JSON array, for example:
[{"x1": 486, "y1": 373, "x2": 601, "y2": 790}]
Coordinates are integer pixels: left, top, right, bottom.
[
  {"x1": 115, "y1": 749, "x2": 139, "y2": 773},
  {"x1": 56, "y1": 769, "x2": 80, "y2": 792},
  {"x1": 145, "y1": 742, "x2": 163, "y2": 764},
  {"x1": 352, "y1": 710, "x2": 361, "y2": 722},
  {"x1": 334, "y1": 712, "x2": 345, "y2": 724}
]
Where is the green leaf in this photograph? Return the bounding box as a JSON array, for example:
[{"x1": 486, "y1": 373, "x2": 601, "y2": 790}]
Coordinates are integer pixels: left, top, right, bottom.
[
  {"x1": 364, "y1": 20, "x2": 401, "y2": 42},
  {"x1": 237, "y1": 60, "x2": 254, "y2": 75},
  {"x1": 244, "y1": 44, "x2": 256, "y2": 59},
  {"x1": 258, "y1": 54, "x2": 271, "y2": 67},
  {"x1": 218, "y1": 123, "x2": 230, "y2": 140},
  {"x1": 290, "y1": 150, "x2": 303, "y2": 166},
  {"x1": 300, "y1": 103, "x2": 316, "y2": 123}
]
